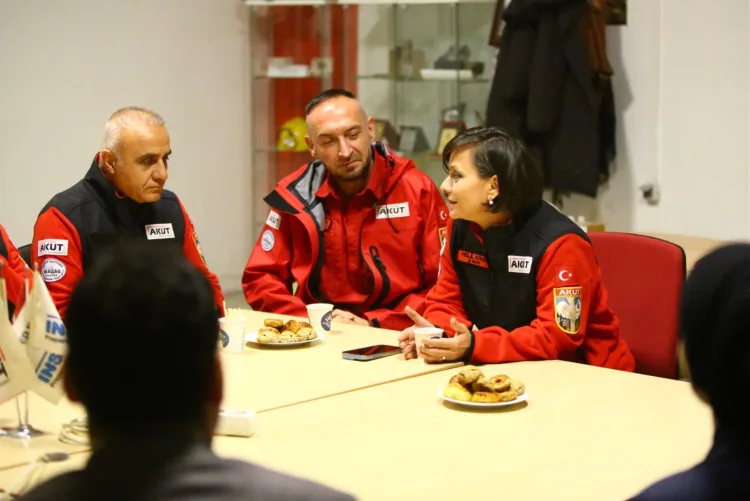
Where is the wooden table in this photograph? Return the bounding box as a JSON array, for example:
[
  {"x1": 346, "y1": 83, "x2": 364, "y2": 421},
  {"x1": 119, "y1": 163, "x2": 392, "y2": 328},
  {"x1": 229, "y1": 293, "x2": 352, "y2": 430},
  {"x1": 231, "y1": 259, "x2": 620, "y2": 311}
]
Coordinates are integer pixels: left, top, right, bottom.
[
  {"x1": 0, "y1": 394, "x2": 87, "y2": 471},
  {"x1": 221, "y1": 310, "x2": 462, "y2": 413},
  {"x1": 0, "y1": 361, "x2": 714, "y2": 500},
  {"x1": 0, "y1": 311, "x2": 460, "y2": 473}
]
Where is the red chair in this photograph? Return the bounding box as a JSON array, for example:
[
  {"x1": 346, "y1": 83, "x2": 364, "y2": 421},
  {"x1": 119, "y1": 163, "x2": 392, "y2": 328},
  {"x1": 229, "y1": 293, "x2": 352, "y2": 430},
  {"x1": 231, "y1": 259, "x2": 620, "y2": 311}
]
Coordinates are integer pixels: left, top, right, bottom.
[{"x1": 587, "y1": 232, "x2": 686, "y2": 379}]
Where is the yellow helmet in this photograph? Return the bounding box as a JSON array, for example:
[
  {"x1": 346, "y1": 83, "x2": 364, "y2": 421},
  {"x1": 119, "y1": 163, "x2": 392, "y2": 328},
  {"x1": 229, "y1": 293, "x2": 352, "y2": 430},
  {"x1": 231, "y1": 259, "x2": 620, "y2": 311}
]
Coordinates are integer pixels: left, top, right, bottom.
[{"x1": 277, "y1": 117, "x2": 308, "y2": 152}]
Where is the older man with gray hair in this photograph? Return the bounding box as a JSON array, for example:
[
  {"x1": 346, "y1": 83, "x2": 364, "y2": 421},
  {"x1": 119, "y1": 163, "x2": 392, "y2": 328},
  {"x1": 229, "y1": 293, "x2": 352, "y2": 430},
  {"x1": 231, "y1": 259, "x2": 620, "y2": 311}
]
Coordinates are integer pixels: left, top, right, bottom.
[{"x1": 31, "y1": 107, "x2": 225, "y2": 318}]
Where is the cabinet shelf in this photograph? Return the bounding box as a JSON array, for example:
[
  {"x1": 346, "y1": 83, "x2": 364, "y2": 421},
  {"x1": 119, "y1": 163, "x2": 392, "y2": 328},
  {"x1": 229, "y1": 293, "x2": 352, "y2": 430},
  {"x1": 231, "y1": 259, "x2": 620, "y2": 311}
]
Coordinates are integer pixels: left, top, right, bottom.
[
  {"x1": 244, "y1": 0, "x2": 494, "y2": 5},
  {"x1": 246, "y1": 1, "x2": 495, "y2": 238},
  {"x1": 253, "y1": 75, "x2": 326, "y2": 80},
  {"x1": 253, "y1": 148, "x2": 310, "y2": 154},
  {"x1": 353, "y1": 74, "x2": 488, "y2": 83}
]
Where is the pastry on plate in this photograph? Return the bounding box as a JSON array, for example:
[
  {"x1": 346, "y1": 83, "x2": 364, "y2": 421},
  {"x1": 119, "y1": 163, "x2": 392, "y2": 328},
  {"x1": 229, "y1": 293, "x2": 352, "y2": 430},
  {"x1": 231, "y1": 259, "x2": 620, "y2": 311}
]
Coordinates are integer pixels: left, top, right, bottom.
[
  {"x1": 257, "y1": 329, "x2": 279, "y2": 344},
  {"x1": 471, "y1": 392, "x2": 501, "y2": 403},
  {"x1": 282, "y1": 320, "x2": 302, "y2": 334},
  {"x1": 279, "y1": 330, "x2": 295, "y2": 343},
  {"x1": 471, "y1": 376, "x2": 493, "y2": 393},
  {"x1": 510, "y1": 380, "x2": 525, "y2": 396},
  {"x1": 442, "y1": 383, "x2": 472, "y2": 402},
  {"x1": 297, "y1": 327, "x2": 317, "y2": 341},
  {"x1": 495, "y1": 390, "x2": 519, "y2": 402},
  {"x1": 488, "y1": 375, "x2": 511, "y2": 393},
  {"x1": 443, "y1": 370, "x2": 526, "y2": 405},
  {"x1": 456, "y1": 366, "x2": 483, "y2": 386},
  {"x1": 263, "y1": 319, "x2": 284, "y2": 328}
]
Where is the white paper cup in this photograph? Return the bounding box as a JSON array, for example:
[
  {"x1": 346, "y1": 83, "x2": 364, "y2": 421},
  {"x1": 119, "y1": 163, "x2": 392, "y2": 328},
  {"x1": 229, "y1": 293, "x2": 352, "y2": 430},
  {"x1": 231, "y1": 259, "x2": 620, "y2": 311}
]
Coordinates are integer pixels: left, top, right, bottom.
[
  {"x1": 307, "y1": 303, "x2": 333, "y2": 335},
  {"x1": 414, "y1": 327, "x2": 444, "y2": 360},
  {"x1": 219, "y1": 316, "x2": 246, "y2": 354}
]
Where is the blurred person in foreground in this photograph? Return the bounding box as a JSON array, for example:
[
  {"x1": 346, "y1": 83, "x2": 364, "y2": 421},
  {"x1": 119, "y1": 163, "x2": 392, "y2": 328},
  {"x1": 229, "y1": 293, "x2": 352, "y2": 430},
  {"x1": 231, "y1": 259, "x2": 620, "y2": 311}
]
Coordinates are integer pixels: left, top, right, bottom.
[
  {"x1": 629, "y1": 244, "x2": 750, "y2": 500},
  {"x1": 16, "y1": 242, "x2": 354, "y2": 501},
  {"x1": 242, "y1": 89, "x2": 446, "y2": 330},
  {"x1": 31, "y1": 106, "x2": 224, "y2": 319},
  {"x1": 397, "y1": 127, "x2": 634, "y2": 370}
]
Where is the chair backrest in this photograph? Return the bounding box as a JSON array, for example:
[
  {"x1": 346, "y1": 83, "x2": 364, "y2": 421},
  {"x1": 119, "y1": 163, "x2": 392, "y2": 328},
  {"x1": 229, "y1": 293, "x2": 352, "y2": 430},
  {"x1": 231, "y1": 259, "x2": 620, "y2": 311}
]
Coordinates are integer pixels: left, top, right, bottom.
[
  {"x1": 588, "y1": 232, "x2": 686, "y2": 379},
  {"x1": 18, "y1": 244, "x2": 31, "y2": 267}
]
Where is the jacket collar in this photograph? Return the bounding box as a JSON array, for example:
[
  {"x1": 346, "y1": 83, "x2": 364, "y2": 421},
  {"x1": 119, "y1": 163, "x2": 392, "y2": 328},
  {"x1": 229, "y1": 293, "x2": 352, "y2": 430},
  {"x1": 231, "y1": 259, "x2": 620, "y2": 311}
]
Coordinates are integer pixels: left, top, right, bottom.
[{"x1": 266, "y1": 142, "x2": 406, "y2": 231}]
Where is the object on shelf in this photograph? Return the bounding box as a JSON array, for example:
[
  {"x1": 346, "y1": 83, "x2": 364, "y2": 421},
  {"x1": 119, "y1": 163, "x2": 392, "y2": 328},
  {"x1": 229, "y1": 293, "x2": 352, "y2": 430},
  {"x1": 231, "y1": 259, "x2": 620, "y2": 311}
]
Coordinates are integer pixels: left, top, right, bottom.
[
  {"x1": 310, "y1": 57, "x2": 333, "y2": 77},
  {"x1": 267, "y1": 65, "x2": 310, "y2": 78},
  {"x1": 373, "y1": 119, "x2": 400, "y2": 150},
  {"x1": 606, "y1": 0, "x2": 627, "y2": 25},
  {"x1": 433, "y1": 45, "x2": 485, "y2": 77},
  {"x1": 398, "y1": 126, "x2": 431, "y2": 154},
  {"x1": 420, "y1": 68, "x2": 476, "y2": 81},
  {"x1": 436, "y1": 104, "x2": 468, "y2": 155},
  {"x1": 436, "y1": 127, "x2": 461, "y2": 156},
  {"x1": 389, "y1": 40, "x2": 427, "y2": 79},
  {"x1": 266, "y1": 57, "x2": 310, "y2": 78},
  {"x1": 277, "y1": 117, "x2": 308, "y2": 152},
  {"x1": 442, "y1": 103, "x2": 466, "y2": 124}
]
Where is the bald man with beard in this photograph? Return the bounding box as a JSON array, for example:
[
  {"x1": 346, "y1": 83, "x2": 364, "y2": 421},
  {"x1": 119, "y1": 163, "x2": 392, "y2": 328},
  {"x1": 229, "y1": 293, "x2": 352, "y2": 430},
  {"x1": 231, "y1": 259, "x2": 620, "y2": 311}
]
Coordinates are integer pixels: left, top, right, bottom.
[
  {"x1": 31, "y1": 107, "x2": 225, "y2": 318},
  {"x1": 242, "y1": 89, "x2": 447, "y2": 330}
]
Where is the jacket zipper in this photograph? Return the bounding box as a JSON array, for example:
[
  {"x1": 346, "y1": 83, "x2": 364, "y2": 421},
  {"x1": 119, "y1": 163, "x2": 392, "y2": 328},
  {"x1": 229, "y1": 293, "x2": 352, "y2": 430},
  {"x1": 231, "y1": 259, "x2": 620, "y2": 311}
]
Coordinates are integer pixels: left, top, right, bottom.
[
  {"x1": 306, "y1": 207, "x2": 326, "y2": 302},
  {"x1": 369, "y1": 245, "x2": 391, "y2": 307}
]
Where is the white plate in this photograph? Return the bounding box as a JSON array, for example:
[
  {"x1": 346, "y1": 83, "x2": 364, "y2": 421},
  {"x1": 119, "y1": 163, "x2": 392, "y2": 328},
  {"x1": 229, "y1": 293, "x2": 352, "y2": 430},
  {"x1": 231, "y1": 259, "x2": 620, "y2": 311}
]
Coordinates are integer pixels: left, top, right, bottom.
[
  {"x1": 244, "y1": 331, "x2": 320, "y2": 347},
  {"x1": 437, "y1": 388, "x2": 528, "y2": 408}
]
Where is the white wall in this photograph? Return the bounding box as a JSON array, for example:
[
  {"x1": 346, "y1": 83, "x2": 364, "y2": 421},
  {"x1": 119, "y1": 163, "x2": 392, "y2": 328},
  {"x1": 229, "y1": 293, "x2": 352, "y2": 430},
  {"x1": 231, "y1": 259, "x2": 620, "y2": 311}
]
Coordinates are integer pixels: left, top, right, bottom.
[
  {"x1": 656, "y1": 0, "x2": 749, "y2": 239},
  {"x1": 359, "y1": 0, "x2": 750, "y2": 241},
  {"x1": 0, "y1": 0, "x2": 253, "y2": 292},
  {"x1": 593, "y1": 0, "x2": 749, "y2": 240}
]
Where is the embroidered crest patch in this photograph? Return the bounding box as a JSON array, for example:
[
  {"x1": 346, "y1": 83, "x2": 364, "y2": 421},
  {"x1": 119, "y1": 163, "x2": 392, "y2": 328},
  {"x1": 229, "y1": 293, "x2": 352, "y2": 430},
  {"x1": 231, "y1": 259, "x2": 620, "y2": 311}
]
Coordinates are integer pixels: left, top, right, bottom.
[
  {"x1": 438, "y1": 227, "x2": 447, "y2": 253},
  {"x1": 554, "y1": 286, "x2": 582, "y2": 335}
]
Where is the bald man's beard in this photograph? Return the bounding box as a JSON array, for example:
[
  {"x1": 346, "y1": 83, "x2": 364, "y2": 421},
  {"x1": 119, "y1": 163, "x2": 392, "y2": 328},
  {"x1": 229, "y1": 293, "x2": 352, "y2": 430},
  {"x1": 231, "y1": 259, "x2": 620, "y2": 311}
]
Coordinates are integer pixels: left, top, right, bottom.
[{"x1": 332, "y1": 154, "x2": 372, "y2": 183}]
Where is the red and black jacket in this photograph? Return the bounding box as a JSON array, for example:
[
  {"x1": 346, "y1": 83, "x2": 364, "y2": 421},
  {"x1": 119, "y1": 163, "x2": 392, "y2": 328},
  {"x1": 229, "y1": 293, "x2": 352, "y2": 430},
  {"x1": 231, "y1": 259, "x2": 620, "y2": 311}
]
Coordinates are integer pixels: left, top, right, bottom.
[
  {"x1": 31, "y1": 158, "x2": 225, "y2": 319},
  {"x1": 424, "y1": 202, "x2": 635, "y2": 370}
]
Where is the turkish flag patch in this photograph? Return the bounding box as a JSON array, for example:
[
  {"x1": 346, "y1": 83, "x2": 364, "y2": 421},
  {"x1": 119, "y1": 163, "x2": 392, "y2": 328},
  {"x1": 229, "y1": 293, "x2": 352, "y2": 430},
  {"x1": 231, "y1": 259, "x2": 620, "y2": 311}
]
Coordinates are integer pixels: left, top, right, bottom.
[{"x1": 554, "y1": 265, "x2": 579, "y2": 285}]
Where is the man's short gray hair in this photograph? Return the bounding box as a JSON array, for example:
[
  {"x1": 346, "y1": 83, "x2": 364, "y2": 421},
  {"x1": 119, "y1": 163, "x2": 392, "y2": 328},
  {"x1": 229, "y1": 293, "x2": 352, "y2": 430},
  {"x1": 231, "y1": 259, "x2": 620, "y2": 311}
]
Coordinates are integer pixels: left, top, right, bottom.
[{"x1": 101, "y1": 107, "x2": 165, "y2": 156}]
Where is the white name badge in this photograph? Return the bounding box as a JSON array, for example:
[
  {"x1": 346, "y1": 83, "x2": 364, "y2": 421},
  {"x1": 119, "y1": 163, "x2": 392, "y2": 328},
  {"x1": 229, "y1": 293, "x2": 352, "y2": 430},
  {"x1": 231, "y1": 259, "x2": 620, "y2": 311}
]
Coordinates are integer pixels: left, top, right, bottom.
[
  {"x1": 265, "y1": 210, "x2": 281, "y2": 230},
  {"x1": 508, "y1": 255, "x2": 533, "y2": 274},
  {"x1": 145, "y1": 223, "x2": 175, "y2": 240},
  {"x1": 375, "y1": 202, "x2": 410, "y2": 219},
  {"x1": 38, "y1": 239, "x2": 69, "y2": 256}
]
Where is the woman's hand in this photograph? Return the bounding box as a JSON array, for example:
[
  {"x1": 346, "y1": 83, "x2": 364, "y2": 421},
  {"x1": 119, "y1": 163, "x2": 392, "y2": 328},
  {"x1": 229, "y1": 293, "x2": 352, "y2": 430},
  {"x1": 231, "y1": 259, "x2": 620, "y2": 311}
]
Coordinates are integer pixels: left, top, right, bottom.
[
  {"x1": 418, "y1": 318, "x2": 472, "y2": 363},
  {"x1": 397, "y1": 306, "x2": 433, "y2": 360}
]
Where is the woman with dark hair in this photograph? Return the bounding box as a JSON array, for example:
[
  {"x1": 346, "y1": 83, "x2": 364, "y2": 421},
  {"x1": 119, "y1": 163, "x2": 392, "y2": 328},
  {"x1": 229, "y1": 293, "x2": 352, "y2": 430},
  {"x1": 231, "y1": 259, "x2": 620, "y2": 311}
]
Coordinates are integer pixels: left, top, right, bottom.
[{"x1": 398, "y1": 127, "x2": 634, "y2": 370}]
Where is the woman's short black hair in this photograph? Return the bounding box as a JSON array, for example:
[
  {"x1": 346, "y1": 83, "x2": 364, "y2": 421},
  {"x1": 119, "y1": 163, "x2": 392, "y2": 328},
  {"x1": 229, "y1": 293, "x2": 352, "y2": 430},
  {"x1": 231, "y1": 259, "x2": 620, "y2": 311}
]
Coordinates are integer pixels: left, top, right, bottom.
[{"x1": 442, "y1": 126, "x2": 543, "y2": 216}]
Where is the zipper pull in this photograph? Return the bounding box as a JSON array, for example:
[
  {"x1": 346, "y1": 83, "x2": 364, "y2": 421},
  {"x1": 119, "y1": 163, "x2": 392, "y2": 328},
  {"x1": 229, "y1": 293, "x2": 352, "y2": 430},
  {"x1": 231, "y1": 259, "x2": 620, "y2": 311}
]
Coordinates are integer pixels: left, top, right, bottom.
[{"x1": 369, "y1": 246, "x2": 384, "y2": 267}]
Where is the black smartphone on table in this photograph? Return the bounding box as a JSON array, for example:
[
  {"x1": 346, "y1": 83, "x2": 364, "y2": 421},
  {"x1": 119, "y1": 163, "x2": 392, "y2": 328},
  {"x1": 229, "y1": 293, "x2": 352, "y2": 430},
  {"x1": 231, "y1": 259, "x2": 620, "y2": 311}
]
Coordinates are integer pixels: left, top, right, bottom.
[{"x1": 342, "y1": 344, "x2": 402, "y2": 361}]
